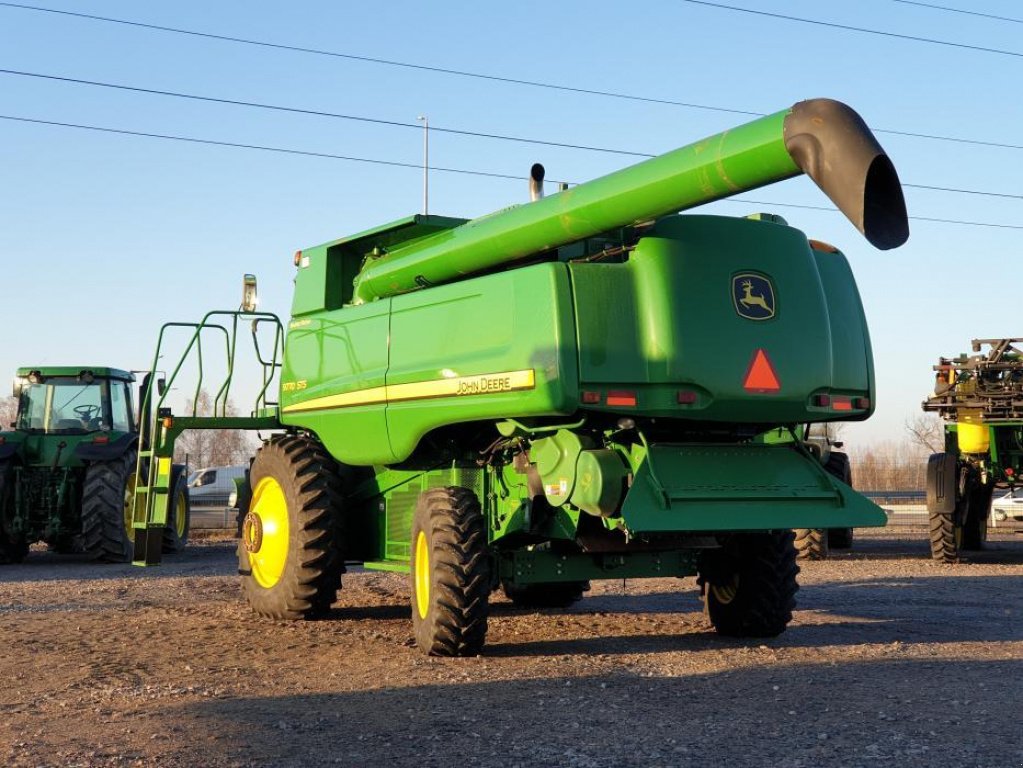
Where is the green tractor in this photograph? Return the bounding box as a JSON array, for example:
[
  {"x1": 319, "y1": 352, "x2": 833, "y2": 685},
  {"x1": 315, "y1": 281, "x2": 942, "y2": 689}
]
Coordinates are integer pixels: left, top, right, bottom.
[
  {"x1": 0, "y1": 367, "x2": 190, "y2": 563},
  {"x1": 923, "y1": 339, "x2": 1023, "y2": 562},
  {"x1": 135, "y1": 98, "x2": 908, "y2": 655}
]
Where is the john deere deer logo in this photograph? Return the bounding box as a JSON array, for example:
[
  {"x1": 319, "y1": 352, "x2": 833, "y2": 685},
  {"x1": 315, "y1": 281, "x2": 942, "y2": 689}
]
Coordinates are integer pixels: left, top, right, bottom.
[{"x1": 732, "y1": 273, "x2": 776, "y2": 320}]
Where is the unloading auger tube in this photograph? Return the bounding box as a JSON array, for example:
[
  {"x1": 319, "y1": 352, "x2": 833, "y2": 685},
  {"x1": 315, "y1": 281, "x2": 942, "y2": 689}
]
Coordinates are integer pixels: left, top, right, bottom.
[{"x1": 350, "y1": 98, "x2": 909, "y2": 304}]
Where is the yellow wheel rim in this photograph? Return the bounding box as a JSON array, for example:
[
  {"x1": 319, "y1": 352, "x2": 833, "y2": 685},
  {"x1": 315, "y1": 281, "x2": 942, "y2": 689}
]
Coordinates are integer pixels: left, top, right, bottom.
[
  {"x1": 414, "y1": 530, "x2": 430, "y2": 620},
  {"x1": 247, "y1": 477, "x2": 290, "y2": 589},
  {"x1": 175, "y1": 489, "x2": 187, "y2": 538},
  {"x1": 710, "y1": 575, "x2": 740, "y2": 605}
]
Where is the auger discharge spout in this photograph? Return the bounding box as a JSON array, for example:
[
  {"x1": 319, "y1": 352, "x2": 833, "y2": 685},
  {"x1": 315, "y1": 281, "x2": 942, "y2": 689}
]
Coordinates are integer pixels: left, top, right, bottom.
[{"x1": 351, "y1": 98, "x2": 907, "y2": 304}]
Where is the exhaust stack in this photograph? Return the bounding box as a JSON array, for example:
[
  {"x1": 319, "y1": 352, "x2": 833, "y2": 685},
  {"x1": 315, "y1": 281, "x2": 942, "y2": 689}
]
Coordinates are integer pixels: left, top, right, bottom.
[{"x1": 529, "y1": 163, "x2": 545, "y2": 202}]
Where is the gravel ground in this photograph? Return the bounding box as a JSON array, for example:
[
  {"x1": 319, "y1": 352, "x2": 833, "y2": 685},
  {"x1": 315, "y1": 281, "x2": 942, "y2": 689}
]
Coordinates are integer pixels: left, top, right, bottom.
[{"x1": 1, "y1": 521, "x2": 1021, "y2": 768}]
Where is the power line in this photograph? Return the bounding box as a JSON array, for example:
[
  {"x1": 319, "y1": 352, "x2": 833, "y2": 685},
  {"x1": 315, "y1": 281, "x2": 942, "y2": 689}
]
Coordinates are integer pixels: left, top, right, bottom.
[
  {"x1": 0, "y1": 68, "x2": 650, "y2": 159},
  {"x1": 725, "y1": 199, "x2": 1023, "y2": 231},
  {"x1": 2, "y1": 112, "x2": 1020, "y2": 232},
  {"x1": 0, "y1": 114, "x2": 569, "y2": 184},
  {"x1": 3, "y1": 68, "x2": 1022, "y2": 202},
  {"x1": 0, "y1": 1, "x2": 762, "y2": 117},
  {"x1": 891, "y1": 0, "x2": 1023, "y2": 25},
  {"x1": 678, "y1": 0, "x2": 1023, "y2": 58},
  {"x1": 0, "y1": 4, "x2": 1020, "y2": 154}
]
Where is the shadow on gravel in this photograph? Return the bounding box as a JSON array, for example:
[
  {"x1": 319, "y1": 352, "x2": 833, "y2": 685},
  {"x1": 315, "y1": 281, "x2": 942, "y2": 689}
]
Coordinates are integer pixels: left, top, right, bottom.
[
  {"x1": 0, "y1": 542, "x2": 238, "y2": 584},
  {"x1": 175, "y1": 659, "x2": 1023, "y2": 768},
  {"x1": 836, "y1": 533, "x2": 1023, "y2": 563}
]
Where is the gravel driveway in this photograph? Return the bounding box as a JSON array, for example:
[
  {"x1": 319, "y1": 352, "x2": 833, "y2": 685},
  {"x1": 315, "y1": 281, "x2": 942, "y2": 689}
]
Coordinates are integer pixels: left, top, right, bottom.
[{"x1": 1, "y1": 523, "x2": 1021, "y2": 767}]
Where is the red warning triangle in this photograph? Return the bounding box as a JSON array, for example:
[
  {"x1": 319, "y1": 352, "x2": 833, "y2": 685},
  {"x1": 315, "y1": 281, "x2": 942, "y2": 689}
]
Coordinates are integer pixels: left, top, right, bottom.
[{"x1": 743, "y1": 349, "x2": 781, "y2": 393}]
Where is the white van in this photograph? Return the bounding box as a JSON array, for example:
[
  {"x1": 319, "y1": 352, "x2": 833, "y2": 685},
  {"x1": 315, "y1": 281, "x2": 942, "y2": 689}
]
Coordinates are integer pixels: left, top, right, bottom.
[{"x1": 187, "y1": 465, "x2": 246, "y2": 510}]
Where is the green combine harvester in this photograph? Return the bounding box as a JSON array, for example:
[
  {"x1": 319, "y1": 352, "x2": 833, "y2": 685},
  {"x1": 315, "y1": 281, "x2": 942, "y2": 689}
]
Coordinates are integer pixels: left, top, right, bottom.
[
  {"x1": 0, "y1": 367, "x2": 189, "y2": 563},
  {"x1": 923, "y1": 339, "x2": 1023, "y2": 562},
  {"x1": 135, "y1": 98, "x2": 908, "y2": 655}
]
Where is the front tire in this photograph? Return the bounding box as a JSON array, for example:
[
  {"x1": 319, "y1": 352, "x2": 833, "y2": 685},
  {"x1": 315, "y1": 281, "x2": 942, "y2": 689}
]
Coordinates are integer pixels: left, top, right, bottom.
[
  {"x1": 239, "y1": 435, "x2": 345, "y2": 620},
  {"x1": 410, "y1": 487, "x2": 490, "y2": 656},
  {"x1": 81, "y1": 452, "x2": 136, "y2": 563},
  {"x1": 793, "y1": 527, "x2": 829, "y2": 560},
  {"x1": 698, "y1": 530, "x2": 800, "y2": 638},
  {"x1": 161, "y1": 472, "x2": 190, "y2": 554}
]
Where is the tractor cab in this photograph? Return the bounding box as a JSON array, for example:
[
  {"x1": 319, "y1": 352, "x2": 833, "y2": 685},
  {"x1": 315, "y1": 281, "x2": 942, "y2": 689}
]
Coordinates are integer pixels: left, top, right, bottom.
[{"x1": 13, "y1": 368, "x2": 136, "y2": 437}]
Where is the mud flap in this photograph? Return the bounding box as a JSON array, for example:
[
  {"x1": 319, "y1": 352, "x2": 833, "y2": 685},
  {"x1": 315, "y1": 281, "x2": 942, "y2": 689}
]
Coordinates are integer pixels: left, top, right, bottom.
[{"x1": 619, "y1": 443, "x2": 886, "y2": 533}]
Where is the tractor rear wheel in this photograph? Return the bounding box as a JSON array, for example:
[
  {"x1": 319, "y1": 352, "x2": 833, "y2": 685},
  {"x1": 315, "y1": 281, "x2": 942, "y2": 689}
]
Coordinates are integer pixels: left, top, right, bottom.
[
  {"x1": 161, "y1": 473, "x2": 191, "y2": 554},
  {"x1": 0, "y1": 460, "x2": 28, "y2": 564},
  {"x1": 410, "y1": 487, "x2": 490, "y2": 656},
  {"x1": 793, "y1": 527, "x2": 829, "y2": 560},
  {"x1": 503, "y1": 580, "x2": 589, "y2": 608},
  {"x1": 81, "y1": 452, "x2": 136, "y2": 563},
  {"x1": 929, "y1": 470, "x2": 991, "y2": 563},
  {"x1": 698, "y1": 530, "x2": 800, "y2": 638},
  {"x1": 239, "y1": 435, "x2": 345, "y2": 620},
  {"x1": 824, "y1": 452, "x2": 855, "y2": 550}
]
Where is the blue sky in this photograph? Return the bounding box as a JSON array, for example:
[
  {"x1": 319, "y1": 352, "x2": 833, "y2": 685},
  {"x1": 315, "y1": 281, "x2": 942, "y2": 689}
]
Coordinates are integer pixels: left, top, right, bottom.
[{"x1": 1, "y1": 0, "x2": 1020, "y2": 449}]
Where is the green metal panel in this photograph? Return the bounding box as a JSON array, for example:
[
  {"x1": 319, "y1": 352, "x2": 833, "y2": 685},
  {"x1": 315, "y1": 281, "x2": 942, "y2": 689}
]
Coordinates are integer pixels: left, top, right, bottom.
[
  {"x1": 385, "y1": 264, "x2": 578, "y2": 462},
  {"x1": 280, "y1": 299, "x2": 396, "y2": 465},
  {"x1": 570, "y1": 215, "x2": 872, "y2": 423},
  {"x1": 499, "y1": 549, "x2": 698, "y2": 585},
  {"x1": 619, "y1": 443, "x2": 886, "y2": 532}
]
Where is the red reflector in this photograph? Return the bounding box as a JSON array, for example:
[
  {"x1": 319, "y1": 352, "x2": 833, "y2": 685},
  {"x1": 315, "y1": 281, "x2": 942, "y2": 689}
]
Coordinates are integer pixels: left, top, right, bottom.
[
  {"x1": 833, "y1": 397, "x2": 853, "y2": 411},
  {"x1": 853, "y1": 397, "x2": 871, "y2": 410},
  {"x1": 581, "y1": 391, "x2": 601, "y2": 404},
  {"x1": 0, "y1": 436, "x2": 5, "y2": 445},
  {"x1": 1006, "y1": 467, "x2": 1015, "y2": 477},
  {"x1": 92, "y1": 435, "x2": 109, "y2": 444},
  {"x1": 743, "y1": 349, "x2": 780, "y2": 393},
  {"x1": 677, "y1": 390, "x2": 697, "y2": 404},
  {"x1": 813, "y1": 394, "x2": 831, "y2": 407},
  {"x1": 606, "y1": 391, "x2": 637, "y2": 407},
  {"x1": 293, "y1": 250, "x2": 303, "y2": 266}
]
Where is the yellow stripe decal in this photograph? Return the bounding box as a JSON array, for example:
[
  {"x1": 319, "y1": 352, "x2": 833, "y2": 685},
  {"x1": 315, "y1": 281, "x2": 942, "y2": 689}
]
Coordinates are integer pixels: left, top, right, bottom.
[{"x1": 282, "y1": 369, "x2": 535, "y2": 413}]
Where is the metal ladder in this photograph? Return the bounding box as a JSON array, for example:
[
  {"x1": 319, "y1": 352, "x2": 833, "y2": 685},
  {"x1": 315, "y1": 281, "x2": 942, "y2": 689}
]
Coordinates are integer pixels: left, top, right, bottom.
[{"x1": 132, "y1": 310, "x2": 285, "y2": 565}]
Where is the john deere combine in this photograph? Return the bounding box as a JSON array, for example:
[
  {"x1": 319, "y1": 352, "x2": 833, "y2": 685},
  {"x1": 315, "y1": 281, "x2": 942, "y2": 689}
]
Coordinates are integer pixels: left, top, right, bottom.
[
  {"x1": 923, "y1": 339, "x2": 1023, "y2": 562},
  {"x1": 0, "y1": 367, "x2": 189, "y2": 563},
  {"x1": 136, "y1": 98, "x2": 908, "y2": 655}
]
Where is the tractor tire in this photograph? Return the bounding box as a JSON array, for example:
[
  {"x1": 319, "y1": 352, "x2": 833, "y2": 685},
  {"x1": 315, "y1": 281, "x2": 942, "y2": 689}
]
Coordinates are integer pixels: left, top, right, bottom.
[
  {"x1": 161, "y1": 473, "x2": 191, "y2": 554},
  {"x1": 81, "y1": 451, "x2": 136, "y2": 563},
  {"x1": 824, "y1": 452, "x2": 855, "y2": 550},
  {"x1": 0, "y1": 461, "x2": 29, "y2": 564},
  {"x1": 410, "y1": 486, "x2": 490, "y2": 656},
  {"x1": 929, "y1": 470, "x2": 992, "y2": 563},
  {"x1": 793, "y1": 527, "x2": 829, "y2": 560},
  {"x1": 503, "y1": 580, "x2": 589, "y2": 609},
  {"x1": 697, "y1": 530, "x2": 800, "y2": 638},
  {"x1": 239, "y1": 435, "x2": 345, "y2": 620}
]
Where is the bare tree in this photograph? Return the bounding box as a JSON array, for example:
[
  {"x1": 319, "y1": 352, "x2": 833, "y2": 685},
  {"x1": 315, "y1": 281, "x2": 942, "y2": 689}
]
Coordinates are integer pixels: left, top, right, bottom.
[
  {"x1": 174, "y1": 390, "x2": 257, "y2": 469},
  {"x1": 0, "y1": 396, "x2": 17, "y2": 430},
  {"x1": 904, "y1": 413, "x2": 944, "y2": 454}
]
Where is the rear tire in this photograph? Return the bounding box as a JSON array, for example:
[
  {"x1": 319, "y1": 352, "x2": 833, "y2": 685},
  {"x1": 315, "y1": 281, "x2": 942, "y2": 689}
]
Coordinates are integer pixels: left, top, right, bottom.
[
  {"x1": 161, "y1": 472, "x2": 190, "y2": 554},
  {"x1": 698, "y1": 530, "x2": 800, "y2": 638},
  {"x1": 503, "y1": 580, "x2": 589, "y2": 608},
  {"x1": 824, "y1": 451, "x2": 855, "y2": 550},
  {"x1": 0, "y1": 461, "x2": 28, "y2": 564},
  {"x1": 793, "y1": 527, "x2": 829, "y2": 560},
  {"x1": 410, "y1": 487, "x2": 490, "y2": 656},
  {"x1": 239, "y1": 435, "x2": 345, "y2": 620},
  {"x1": 81, "y1": 452, "x2": 136, "y2": 563}
]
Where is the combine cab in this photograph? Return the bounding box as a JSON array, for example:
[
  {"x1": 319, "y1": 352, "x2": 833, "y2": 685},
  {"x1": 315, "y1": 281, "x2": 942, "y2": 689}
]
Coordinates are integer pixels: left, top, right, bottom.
[
  {"x1": 136, "y1": 98, "x2": 909, "y2": 654},
  {"x1": 0, "y1": 367, "x2": 189, "y2": 563},
  {"x1": 922, "y1": 339, "x2": 1023, "y2": 562}
]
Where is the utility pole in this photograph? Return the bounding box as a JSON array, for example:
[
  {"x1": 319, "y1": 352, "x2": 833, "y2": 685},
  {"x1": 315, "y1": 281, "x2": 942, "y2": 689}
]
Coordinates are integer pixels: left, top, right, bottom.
[{"x1": 417, "y1": 115, "x2": 429, "y2": 215}]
